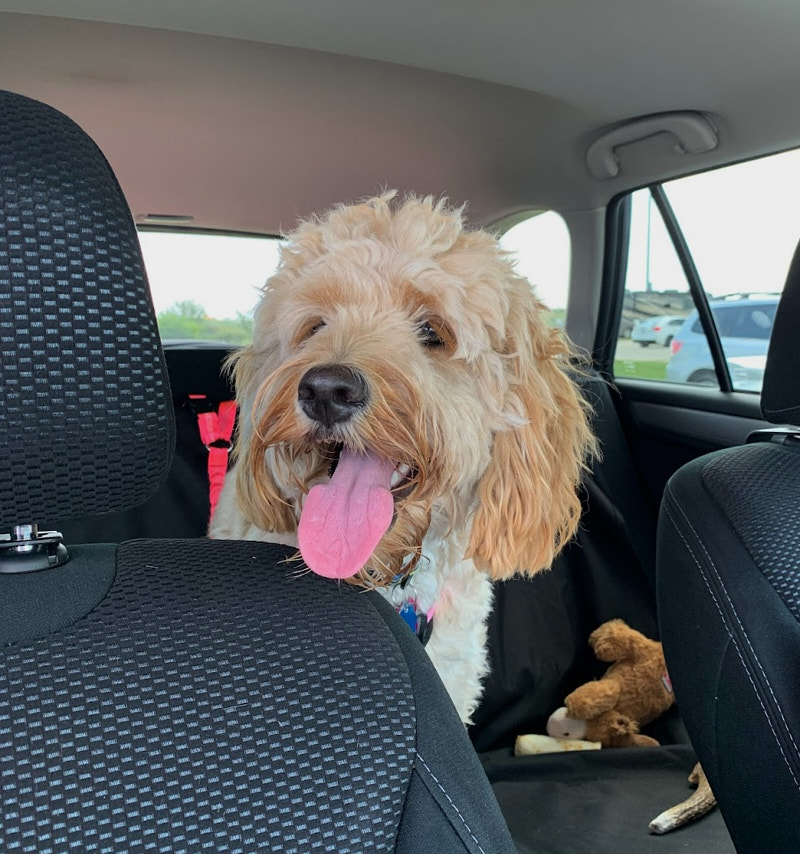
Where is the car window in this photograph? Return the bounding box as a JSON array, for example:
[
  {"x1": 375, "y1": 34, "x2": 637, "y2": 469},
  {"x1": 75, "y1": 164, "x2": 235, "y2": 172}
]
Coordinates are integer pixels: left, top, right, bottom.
[
  {"x1": 499, "y1": 211, "x2": 570, "y2": 326},
  {"x1": 725, "y1": 303, "x2": 776, "y2": 339},
  {"x1": 614, "y1": 189, "x2": 693, "y2": 382},
  {"x1": 661, "y1": 151, "x2": 796, "y2": 391},
  {"x1": 138, "y1": 230, "x2": 283, "y2": 346},
  {"x1": 692, "y1": 303, "x2": 775, "y2": 338},
  {"x1": 142, "y1": 218, "x2": 569, "y2": 345},
  {"x1": 614, "y1": 148, "x2": 798, "y2": 392}
]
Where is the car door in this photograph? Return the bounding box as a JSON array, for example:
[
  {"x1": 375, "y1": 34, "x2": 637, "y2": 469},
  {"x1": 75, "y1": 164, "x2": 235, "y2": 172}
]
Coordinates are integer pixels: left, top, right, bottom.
[{"x1": 595, "y1": 151, "x2": 798, "y2": 511}]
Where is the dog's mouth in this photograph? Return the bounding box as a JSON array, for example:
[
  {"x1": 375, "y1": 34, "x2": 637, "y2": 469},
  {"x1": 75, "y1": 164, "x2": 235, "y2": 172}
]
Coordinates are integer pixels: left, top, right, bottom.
[
  {"x1": 297, "y1": 442, "x2": 417, "y2": 580},
  {"x1": 327, "y1": 443, "x2": 415, "y2": 495}
]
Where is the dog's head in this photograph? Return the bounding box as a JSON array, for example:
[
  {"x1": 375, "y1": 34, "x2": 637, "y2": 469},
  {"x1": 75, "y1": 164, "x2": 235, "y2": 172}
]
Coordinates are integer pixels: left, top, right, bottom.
[{"x1": 231, "y1": 193, "x2": 595, "y2": 586}]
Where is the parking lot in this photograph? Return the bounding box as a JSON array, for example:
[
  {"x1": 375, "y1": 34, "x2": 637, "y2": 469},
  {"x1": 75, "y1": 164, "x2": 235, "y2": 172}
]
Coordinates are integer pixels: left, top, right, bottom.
[
  {"x1": 615, "y1": 338, "x2": 671, "y2": 362},
  {"x1": 613, "y1": 337, "x2": 671, "y2": 380}
]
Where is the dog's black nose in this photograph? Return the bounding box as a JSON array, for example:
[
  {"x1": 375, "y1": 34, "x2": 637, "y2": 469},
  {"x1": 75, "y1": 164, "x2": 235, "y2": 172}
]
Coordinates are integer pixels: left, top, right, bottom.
[{"x1": 298, "y1": 365, "x2": 369, "y2": 427}]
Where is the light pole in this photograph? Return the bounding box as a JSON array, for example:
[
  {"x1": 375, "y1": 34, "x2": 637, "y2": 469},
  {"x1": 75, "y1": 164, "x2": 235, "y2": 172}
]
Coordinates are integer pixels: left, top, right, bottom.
[{"x1": 645, "y1": 190, "x2": 653, "y2": 293}]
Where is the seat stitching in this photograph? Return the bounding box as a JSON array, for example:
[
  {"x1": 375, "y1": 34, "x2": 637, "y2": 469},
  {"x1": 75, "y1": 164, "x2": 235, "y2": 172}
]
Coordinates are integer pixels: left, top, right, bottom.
[
  {"x1": 675, "y1": 499, "x2": 800, "y2": 759},
  {"x1": 665, "y1": 499, "x2": 800, "y2": 788},
  {"x1": 666, "y1": 500, "x2": 800, "y2": 786},
  {"x1": 416, "y1": 753, "x2": 487, "y2": 854}
]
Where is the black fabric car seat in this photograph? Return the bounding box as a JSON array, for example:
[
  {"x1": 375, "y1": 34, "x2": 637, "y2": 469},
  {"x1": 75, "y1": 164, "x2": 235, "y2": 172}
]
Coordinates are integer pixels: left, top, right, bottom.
[
  {"x1": 0, "y1": 89, "x2": 515, "y2": 854},
  {"x1": 656, "y1": 240, "x2": 800, "y2": 852}
]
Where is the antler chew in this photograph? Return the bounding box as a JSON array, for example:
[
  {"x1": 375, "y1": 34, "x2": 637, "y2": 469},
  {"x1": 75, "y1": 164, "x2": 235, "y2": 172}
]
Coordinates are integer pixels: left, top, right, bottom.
[{"x1": 649, "y1": 763, "x2": 717, "y2": 834}]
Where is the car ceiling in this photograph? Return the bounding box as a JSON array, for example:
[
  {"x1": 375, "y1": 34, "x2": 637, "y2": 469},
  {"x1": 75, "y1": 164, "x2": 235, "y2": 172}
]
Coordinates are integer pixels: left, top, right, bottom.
[{"x1": 3, "y1": 0, "x2": 800, "y2": 233}]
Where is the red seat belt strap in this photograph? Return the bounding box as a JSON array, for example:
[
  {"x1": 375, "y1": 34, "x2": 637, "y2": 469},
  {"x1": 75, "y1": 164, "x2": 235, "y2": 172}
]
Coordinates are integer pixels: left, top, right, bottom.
[{"x1": 189, "y1": 396, "x2": 237, "y2": 521}]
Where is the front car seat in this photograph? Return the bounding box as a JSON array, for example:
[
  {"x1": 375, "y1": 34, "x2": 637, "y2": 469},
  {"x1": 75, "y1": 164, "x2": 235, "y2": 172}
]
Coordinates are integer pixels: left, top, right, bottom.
[
  {"x1": 656, "y1": 242, "x2": 800, "y2": 852},
  {"x1": 0, "y1": 89, "x2": 515, "y2": 854}
]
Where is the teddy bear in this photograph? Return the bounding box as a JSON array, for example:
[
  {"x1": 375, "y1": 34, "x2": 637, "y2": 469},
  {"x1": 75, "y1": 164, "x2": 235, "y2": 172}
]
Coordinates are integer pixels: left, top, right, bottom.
[{"x1": 547, "y1": 618, "x2": 675, "y2": 748}]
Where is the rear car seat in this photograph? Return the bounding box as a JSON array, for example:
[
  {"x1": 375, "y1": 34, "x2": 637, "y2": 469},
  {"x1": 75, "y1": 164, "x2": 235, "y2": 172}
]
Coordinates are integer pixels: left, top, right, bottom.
[{"x1": 471, "y1": 372, "x2": 667, "y2": 750}]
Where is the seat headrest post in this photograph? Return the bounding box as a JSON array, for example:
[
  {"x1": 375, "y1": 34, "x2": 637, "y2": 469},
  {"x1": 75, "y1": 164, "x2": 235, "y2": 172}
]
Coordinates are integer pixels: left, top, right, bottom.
[{"x1": 0, "y1": 523, "x2": 69, "y2": 574}]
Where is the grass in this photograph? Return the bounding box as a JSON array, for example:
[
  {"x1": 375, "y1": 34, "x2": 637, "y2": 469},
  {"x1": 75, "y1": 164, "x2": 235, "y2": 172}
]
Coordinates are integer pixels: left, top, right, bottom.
[{"x1": 613, "y1": 359, "x2": 668, "y2": 380}]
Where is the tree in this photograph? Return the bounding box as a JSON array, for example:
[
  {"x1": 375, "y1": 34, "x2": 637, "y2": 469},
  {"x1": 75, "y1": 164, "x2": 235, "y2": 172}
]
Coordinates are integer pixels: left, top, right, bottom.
[
  {"x1": 169, "y1": 300, "x2": 206, "y2": 319},
  {"x1": 157, "y1": 301, "x2": 254, "y2": 345}
]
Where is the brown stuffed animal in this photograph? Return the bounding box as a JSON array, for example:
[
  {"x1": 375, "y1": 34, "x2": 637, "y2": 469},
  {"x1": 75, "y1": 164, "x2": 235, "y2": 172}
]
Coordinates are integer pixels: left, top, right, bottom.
[{"x1": 547, "y1": 619, "x2": 674, "y2": 748}]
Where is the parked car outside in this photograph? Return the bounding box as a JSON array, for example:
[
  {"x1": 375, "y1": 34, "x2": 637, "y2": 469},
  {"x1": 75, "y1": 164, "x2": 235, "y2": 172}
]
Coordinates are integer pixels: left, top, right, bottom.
[
  {"x1": 653, "y1": 316, "x2": 685, "y2": 346},
  {"x1": 666, "y1": 295, "x2": 778, "y2": 389},
  {"x1": 618, "y1": 316, "x2": 635, "y2": 338},
  {"x1": 631, "y1": 314, "x2": 685, "y2": 347}
]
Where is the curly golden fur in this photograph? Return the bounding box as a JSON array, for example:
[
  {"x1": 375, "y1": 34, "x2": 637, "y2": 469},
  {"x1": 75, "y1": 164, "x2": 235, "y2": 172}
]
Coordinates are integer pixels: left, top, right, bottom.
[
  {"x1": 211, "y1": 192, "x2": 596, "y2": 721},
  {"x1": 224, "y1": 192, "x2": 594, "y2": 584}
]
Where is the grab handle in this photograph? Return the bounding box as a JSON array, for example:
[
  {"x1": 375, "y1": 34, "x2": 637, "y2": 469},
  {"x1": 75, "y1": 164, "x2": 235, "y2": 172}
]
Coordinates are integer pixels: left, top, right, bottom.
[{"x1": 587, "y1": 112, "x2": 718, "y2": 179}]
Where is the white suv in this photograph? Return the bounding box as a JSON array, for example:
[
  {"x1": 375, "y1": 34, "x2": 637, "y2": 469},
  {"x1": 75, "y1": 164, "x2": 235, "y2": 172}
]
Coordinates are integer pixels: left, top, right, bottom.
[{"x1": 665, "y1": 295, "x2": 779, "y2": 391}]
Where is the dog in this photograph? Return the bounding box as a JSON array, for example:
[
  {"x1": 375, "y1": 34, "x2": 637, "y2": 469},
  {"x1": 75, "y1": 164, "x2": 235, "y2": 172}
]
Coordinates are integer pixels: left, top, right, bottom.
[{"x1": 210, "y1": 193, "x2": 595, "y2": 723}]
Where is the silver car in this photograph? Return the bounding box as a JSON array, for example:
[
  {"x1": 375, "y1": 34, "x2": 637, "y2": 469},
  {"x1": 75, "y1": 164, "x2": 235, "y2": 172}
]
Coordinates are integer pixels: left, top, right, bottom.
[
  {"x1": 666, "y1": 295, "x2": 779, "y2": 390},
  {"x1": 631, "y1": 314, "x2": 685, "y2": 347}
]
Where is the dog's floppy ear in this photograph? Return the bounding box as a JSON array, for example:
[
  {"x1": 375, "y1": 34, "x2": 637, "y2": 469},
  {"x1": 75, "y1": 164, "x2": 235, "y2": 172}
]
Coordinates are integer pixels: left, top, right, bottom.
[
  {"x1": 467, "y1": 287, "x2": 595, "y2": 579},
  {"x1": 227, "y1": 345, "x2": 298, "y2": 534}
]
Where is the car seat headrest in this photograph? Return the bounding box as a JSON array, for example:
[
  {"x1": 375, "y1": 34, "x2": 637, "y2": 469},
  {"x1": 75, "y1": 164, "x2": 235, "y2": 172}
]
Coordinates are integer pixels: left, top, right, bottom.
[
  {"x1": 0, "y1": 90, "x2": 174, "y2": 530},
  {"x1": 762, "y1": 238, "x2": 800, "y2": 426}
]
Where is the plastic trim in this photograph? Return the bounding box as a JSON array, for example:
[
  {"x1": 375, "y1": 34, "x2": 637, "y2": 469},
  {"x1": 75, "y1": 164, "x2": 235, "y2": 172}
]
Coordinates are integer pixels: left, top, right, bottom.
[{"x1": 650, "y1": 185, "x2": 733, "y2": 393}]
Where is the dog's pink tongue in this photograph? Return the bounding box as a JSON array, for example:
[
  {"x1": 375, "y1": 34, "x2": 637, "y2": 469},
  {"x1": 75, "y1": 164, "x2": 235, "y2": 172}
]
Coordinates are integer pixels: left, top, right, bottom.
[{"x1": 298, "y1": 450, "x2": 395, "y2": 579}]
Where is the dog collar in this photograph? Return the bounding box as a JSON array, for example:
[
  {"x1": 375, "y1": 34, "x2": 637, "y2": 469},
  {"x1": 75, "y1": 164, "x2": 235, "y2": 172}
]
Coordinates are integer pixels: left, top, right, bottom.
[{"x1": 396, "y1": 599, "x2": 436, "y2": 645}]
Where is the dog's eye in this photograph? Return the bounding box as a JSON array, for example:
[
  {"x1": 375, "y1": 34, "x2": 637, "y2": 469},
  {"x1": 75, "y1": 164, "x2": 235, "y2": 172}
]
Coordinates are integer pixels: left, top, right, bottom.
[
  {"x1": 292, "y1": 318, "x2": 327, "y2": 349},
  {"x1": 418, "y1": 320, "x2": 444, "y2": 348},
  {"x1": 298, "y1": 318, "x2": 326, "y2": 342}
]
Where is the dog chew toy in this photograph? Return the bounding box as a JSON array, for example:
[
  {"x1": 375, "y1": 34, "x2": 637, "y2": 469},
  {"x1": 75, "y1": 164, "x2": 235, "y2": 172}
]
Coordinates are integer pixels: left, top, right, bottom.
[
  {"x1": 546, "y1": 619, "x2": 674, "y2": 748},
  {"x1": 514, "y1": 733, "x2": 600, "y2": 755},
  {"x1": 545, "y1": 619, "x2": 716, "y2": 833},
  {"x1": 649, "y1": 762, "x2": 716, "y2": 835}
]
